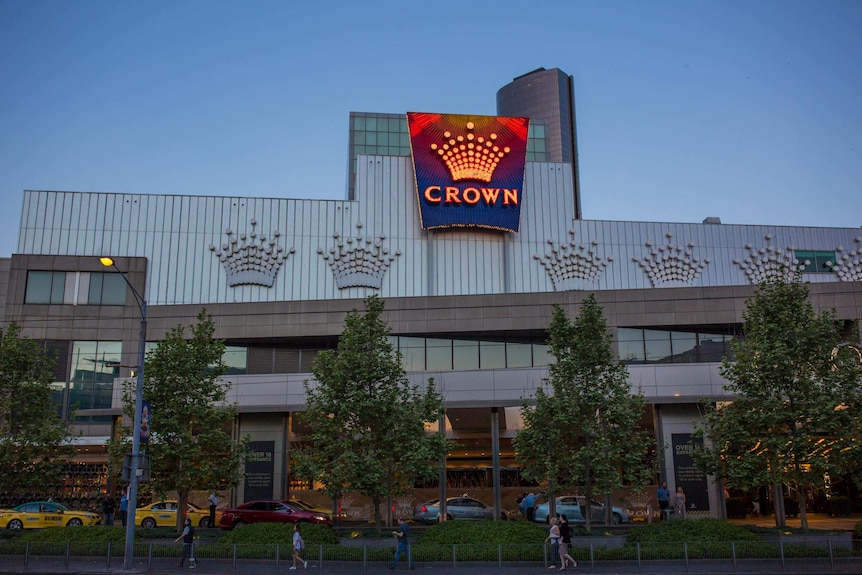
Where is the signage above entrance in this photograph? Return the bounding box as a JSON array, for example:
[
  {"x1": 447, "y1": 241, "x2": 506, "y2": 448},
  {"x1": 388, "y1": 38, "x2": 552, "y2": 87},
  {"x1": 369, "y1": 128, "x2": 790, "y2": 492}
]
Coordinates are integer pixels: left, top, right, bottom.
[{"x1": 407, "y1": 112, "x2": 529, "y2": 232}]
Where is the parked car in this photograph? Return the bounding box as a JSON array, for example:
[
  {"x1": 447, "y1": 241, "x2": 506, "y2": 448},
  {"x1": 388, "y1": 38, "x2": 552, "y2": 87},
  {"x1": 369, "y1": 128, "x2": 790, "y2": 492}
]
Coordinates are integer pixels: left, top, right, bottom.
[
  {"x1": 135, "y1": 500, "x2": 220, "y2": 529},
  {"x1": 219, "y1": 500, "x2": 331, "y2": 529},
  {"x1": 413, "y1": 497, "x2": 509, "y2": 524},
  {"x1": 533, "y1": 495, "x2": 632, "y2": 525},
  {"x1": 0, "y1": 501, "x2": 101, "y2": 529},
  {"x1": 288, "y1": 499, "x2": 344, "y2": 518}
]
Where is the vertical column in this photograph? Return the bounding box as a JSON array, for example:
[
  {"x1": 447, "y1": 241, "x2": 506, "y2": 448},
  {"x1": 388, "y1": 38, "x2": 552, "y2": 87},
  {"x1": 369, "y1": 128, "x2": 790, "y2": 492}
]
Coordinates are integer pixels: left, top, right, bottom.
[
  {"x1": 491, "y1": 407, "x2": 501, "y2": 520},
  {"x1": 438, "y1": 410, "x2": 447, "y2": 521}
]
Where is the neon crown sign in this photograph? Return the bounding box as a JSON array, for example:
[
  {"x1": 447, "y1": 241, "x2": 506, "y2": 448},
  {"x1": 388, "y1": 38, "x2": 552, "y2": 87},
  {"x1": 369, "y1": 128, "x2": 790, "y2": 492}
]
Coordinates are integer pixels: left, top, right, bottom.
[{"x1": 408, "y1": 112, "x2": 529, "y2": 232}]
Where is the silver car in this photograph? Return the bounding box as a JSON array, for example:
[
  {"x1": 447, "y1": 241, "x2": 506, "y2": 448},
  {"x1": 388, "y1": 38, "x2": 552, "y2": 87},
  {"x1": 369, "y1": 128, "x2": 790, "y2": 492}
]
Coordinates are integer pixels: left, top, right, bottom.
[
  {"x1": 412, "y1": 497, "x2": 509, "y2": 524},
  {"x1": 533, "y1": 495, "x2": 631, "y2": 525}
]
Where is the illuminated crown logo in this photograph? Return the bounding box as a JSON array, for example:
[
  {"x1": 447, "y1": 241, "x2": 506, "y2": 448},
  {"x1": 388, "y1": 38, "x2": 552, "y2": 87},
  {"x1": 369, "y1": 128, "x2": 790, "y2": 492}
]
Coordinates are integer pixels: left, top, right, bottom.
[
  {"x1": 209, "y1": 219, "x2": 294, "y2": 287},
  {"x1": 430, "y1": 122, "x2": 510, "y2": 182},
  {"x1": 832, "y1": 236, "x2": 862, "y2": 282},
  {"x1": 732, "y1": 234, "x2": 804, "y2": 284},
  {"x1": 534, "y1": 230, "x2": 613, "y2": 291},
  {"x1": 318, "y1": 222, "x2": 401, "y2": 290},
  {"x1": 633, "y1": 233, "x2": 710, "y2": 287}
]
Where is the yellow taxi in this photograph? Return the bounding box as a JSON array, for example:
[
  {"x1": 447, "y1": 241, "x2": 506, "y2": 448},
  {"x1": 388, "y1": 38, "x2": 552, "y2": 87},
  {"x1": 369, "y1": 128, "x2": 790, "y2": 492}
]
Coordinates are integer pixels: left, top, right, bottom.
[
  {"x1": 135, "y1": 500, "x2": 220, "y2": 529},
  {"x1": 0, "y1": 501, "x2": 101, "y2": 529}
]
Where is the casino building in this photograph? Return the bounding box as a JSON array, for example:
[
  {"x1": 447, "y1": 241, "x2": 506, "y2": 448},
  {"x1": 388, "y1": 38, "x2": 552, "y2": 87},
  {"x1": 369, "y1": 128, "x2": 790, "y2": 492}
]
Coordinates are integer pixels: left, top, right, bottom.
[{"x1": 1, "y1": 67, "x2": 860, "y2": 518}]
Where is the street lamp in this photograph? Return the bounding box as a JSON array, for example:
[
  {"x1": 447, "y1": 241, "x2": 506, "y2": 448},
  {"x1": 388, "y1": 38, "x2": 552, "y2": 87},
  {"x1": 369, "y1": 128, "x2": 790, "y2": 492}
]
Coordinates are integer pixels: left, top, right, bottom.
[{"x1": 100, "y1": 257, "x2": 146, "y2": 570}]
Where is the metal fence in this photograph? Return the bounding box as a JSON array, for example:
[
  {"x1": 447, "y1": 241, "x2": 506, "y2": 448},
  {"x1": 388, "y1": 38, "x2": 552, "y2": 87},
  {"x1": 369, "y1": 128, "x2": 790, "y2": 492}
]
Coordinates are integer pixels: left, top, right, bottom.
[{"x1": 0, "y1": 538, "x2": 860, "y2": 573}]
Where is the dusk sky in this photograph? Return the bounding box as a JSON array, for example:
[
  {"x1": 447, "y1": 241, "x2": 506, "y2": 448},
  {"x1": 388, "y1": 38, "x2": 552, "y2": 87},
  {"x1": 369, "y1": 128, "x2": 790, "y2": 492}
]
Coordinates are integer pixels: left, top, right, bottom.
[{"x1": 1, "y1": 0, "x2": 860, "y2": 258}]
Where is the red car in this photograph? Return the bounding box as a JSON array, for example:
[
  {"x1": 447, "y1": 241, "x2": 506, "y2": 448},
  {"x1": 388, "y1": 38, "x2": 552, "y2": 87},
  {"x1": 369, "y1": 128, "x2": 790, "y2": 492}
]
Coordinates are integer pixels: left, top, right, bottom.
[{"x1": 218, "y1": 500, "x2": 331, "y2": 529}]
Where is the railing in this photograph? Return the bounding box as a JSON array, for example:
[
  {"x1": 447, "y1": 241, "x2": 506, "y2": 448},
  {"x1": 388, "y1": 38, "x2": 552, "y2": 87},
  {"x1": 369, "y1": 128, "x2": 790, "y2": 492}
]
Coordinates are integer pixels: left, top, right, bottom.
[{"x1": 0, "y1": 539, "x2": 858, "y2": 572}]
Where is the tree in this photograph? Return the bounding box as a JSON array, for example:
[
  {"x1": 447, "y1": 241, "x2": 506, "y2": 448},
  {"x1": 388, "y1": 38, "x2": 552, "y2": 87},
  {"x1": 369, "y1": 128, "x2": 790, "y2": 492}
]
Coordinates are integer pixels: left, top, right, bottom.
[
  {"x1": 695, "y1": 275, "x2": 861, "y2": 530},
  {"x1": 108, "y1": 310, "x2": 248, "y2": 531},
  {"x1": 292, "y1": 295, "x2": 448, "y2": 533},
  {"x1": 0, "y1": 323, "x2": 76, "y2": 495},
  {"x1": 514, "y1": 296, "x2": 652, "y2": 531}
]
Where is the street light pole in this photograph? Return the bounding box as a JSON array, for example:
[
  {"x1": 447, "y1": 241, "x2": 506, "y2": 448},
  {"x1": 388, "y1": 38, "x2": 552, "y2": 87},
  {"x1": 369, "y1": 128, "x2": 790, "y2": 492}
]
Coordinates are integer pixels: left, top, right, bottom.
[{"x1": 100, "y1": 257, "x2": 146, "y2": 570}]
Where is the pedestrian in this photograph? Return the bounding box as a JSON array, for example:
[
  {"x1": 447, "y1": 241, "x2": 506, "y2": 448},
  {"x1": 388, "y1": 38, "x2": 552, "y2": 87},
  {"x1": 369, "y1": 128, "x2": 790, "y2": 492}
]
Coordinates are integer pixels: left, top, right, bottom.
[
  {"x1": 291, "y1": 523, "x2": 307, "y2": 569},
  {"x1": 174, "y1": 517, "x2": 196, "y2": 568},
  {"x1": 389, "y1": 516, "x2": 414, "y2": 570},
  {"x1": 119, "y1": 492, "x2": 128, "y2": 527},
  {"x1": 545, "y1": 516, "x2": 561, "y2": 568},
  {"x1": 207, "y1": 493, "x2": 218, "y2": 528},
  {"x1": 656, "y1": 481, "x2": 670, "y2": 520},
  {"x1": 102, "y1": 496, "x2": 116, "y2": 526},
  {"x1": 516, "y1": 492, "x2": 527, "y2": 518},
  {"x1": 524, "y1": 491, "x2": 537, "y2": 522},
  {"x1": 558, "y1": 514, "x2": 577, "y2": 570},
  {"x1": 674, "y1": 486, "x2": 686, "y2": 518}
]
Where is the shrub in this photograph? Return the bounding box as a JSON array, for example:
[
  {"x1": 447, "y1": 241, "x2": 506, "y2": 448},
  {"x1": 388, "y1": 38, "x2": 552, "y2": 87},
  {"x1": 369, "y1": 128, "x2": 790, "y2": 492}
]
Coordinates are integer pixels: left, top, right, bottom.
[
  {"x1": 415, "y1": 519, "x2": 547, "y2": 546},
  {"x1": 854, "y1": 518, "x2": 862, "y2": 541},
  {"x1": 210, "y1": 522, "x2": 337, "y2": 547},
  {"x1": 17, "y1": 526, "x2": 126, "y2": 544},
  {"x1": 626, "y1": 518, "x2": 760, "y2": 543}
]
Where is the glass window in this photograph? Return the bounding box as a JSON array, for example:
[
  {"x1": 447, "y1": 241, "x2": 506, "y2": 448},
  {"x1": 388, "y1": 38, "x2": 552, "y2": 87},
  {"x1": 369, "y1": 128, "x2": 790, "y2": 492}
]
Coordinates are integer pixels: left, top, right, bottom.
[
  {"x1": 366, "y1": 117, "x2": 377, "y2": 131},
  {"x1": 399, "y1": 133, "x2": 410, "y2": 147},
  {"x1": 530, "y1": 124, "x2": 546, "y2": 138},
  {"x1": 698, "y1": 333, "x2": 727, "y2": 362},
  {"x1": 479, "y1": 341, "x2": 505, "y2": 369},
  {"x1": 355, "y1": 145, "x2": 366, "y2": 155},
  {"x1": 426, "y1": 338, "x2": 452, "y2": 371},
  {"x1": 398, "y1": 337, "x2": 426, "y2": 371},
  {"x1": 618, "y1": 340, "x2": 645, "y2": 363},
  {"x1": 643, "y1": 330, "x2": 672, "y2": 363},
  {"x1": 223, "y1": 346, "x2": 247, "y2": 375},
  {"x1": 506, "y1": 343, "x2": 532, "y2": 368},
  {"x1": 353, "y1": 116, "x2": 365, "y2": 130},
  {"x1": 387, "y1": 118, "x2": 401, "y2": 132},
  {"x1": 532, "y1": 344, "x2": 552, "y2": 366},
  {"x1": 795, "y1": 250, "x2": 835, "y2": 273},
  {"x1": 25, "y1": 271, "x2": 66, "y2": 304},
  {"x1": 69, "y1": 341, "x2": 122, "y2": 412},
  {"x1": 364, "y1": 132, "x2": 377, "y2": 145},
  {"x1": 670, "y1": 332, "x2": 697, "y2": 363},
  {"x1": 453, "y1": 340, "x2": 479, "y2": 370},
  {"x1": 88, "y1": 272, "x2": 127, "y2": 305},
  {"x1": 377, "y1": 132, "x2": 389, "y2": 146}
]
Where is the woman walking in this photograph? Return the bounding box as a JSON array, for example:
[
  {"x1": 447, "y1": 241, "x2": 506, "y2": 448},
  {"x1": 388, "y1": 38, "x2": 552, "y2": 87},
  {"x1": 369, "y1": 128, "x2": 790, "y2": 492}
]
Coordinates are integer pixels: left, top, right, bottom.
[
  {"x1": 545, "y1": 516, "x2": 561, "y2": 568},
  {"x1": 674, "y1": 486, "x2": 687, "y2": 518},
  {"x1": 558, "y1": 514, "x2": 577, "y2": 570},
  {"x1": 291, "y1": 524, "x2": 307, "y2": 569}
]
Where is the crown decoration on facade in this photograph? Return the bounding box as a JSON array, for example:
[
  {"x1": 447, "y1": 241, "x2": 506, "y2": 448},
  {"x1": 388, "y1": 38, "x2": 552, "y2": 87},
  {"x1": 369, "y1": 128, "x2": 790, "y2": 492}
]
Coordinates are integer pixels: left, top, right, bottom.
[
  {"x1": 209, "y1": 218, "x2": 294, "y2": 287},
  {"x1": 732, "y1": 234, "x2": 805, "y2": 284},
  {"x1": 633, "y1": 232, "x2": 710, "y2": 287},
  {"x1": 533, "y1": 229, "x2": 613, "y2": 291},
  {"x1": 430, "y1": 122, "x2": 510, "y2": 182},
  {"x1": 317, "y1": 221, "x2": 401, "y2": 290},
  {"x1": 832, "y1": 236, "x2": 862, "y2": 282}
]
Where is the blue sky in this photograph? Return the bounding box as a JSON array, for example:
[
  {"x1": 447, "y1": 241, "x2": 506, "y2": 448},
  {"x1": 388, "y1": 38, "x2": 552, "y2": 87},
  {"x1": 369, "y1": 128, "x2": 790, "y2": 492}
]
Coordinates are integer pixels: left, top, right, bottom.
[{"x1": 1, "y1": 0, "x2": 860, "y2": 258}]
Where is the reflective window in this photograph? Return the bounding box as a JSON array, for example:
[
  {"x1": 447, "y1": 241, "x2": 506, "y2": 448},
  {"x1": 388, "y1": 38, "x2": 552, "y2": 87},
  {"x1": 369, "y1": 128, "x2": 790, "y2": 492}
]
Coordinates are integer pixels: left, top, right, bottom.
[
  {"x1": 670, "y1": 332, "x2": 698, "y2": 363},
  {"x1": 618, "y1": 339, "x2": 646, "y2": 363},
  {"x1": 25, "y1": 271, "x2": 66, "y2": 304},
  {"x1": 795, "y1": 250, "x2": 835, "y2": 273},
  {"x1": 69, "y1": 341, "x2": 122, "y2": 413},
  {"x1": 698, "y1": 333, "x2": 727, "y2": 362},
  {"x1": 453, "y1": 340, "x2": 479, "y2": 370},
  {"x1": 532, "y1": 344, "x2": 552, "y2": 366},
  {"x1": 223, "y1": 346, "x2": 247, "y2": 375},
  {"x1": 426, "y1": 338, "x2": 452, "y2": 371},
  {"x1": 398, "y1": 337, "x2": 426, "y2": 371},
  {"x1": 505, "y1": 343, "x2": 532, "y2": 368},
  {"x1": 88, "y1": 273, "x2": 127, "y2": 305},
  {"x1": 643, "y1": 330, "x2": 672, "y2": 363},
  {"x1": 479, "y1": 341, "x2": 505, "y2": 369}
]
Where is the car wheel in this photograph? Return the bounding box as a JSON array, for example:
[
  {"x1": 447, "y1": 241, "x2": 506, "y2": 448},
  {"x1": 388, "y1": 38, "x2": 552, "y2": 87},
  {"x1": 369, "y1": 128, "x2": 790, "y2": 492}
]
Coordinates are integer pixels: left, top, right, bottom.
[
  {"x1": 200, "y1": 518, "x2": 210, "y2": 529},
  {"x1": 141, "y1": 518, "x2": 156, "y2": 529},
  {"x1": 612, "y1": 512, "x2": 622, "y2": 525},
  {"x1": 8, "y1": 519, "x2": 23, "y2": 530},
  {"x1": 67, "y1": 518, "x2": 83, "y2": 527},
  {"x1": 234, "y1": 520, "x2": 246, "y2": 528}
]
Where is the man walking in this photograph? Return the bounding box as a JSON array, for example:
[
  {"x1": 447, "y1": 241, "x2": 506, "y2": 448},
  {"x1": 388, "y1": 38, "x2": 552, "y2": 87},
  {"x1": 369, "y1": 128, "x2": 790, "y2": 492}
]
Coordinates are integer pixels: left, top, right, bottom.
[
  {"x1": 175, "y1": 517, "x2": 196, "y2": 568},
  {"x1": 390, "y1": 517, "x2": 414, "y2": 570}
]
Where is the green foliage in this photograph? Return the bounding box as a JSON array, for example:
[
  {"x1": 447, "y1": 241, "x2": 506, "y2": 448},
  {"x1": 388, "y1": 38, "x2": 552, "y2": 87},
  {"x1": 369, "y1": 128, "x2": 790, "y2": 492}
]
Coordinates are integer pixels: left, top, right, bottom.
[
  {"x1": 0, "y1": 323, "x2": 76, "y2": 494},
  {"x1": 107, "y1": 310, "x2": 249, "y2": 530},
  {"x1": 293, "y1": 296, "x2": 449, "y2": 530},
  {"x1": 416, "y1": 519, "x2": 547, "y2": 545},
  {"x1": 211, "y1": 522, "x2": 337, "y2": 547},
  {"x1": 514, "y1": 296, "x2": 652, "y2": 530},
  {"x1": 627, "y1": 518, "x2": 760, "y2": 543},
  {"x1": 17, "y1": 526, "x2": 126, "y2": 544},
  {"x1": 695, "y1": 275, "x2": 862, "y2": 530}
]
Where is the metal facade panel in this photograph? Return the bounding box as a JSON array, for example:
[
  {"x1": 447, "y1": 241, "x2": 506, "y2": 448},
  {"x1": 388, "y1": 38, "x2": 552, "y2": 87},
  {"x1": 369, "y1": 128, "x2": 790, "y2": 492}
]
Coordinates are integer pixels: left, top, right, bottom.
[{"x1": 18, "y1": 180, "x2": 862, "y2": 306}]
